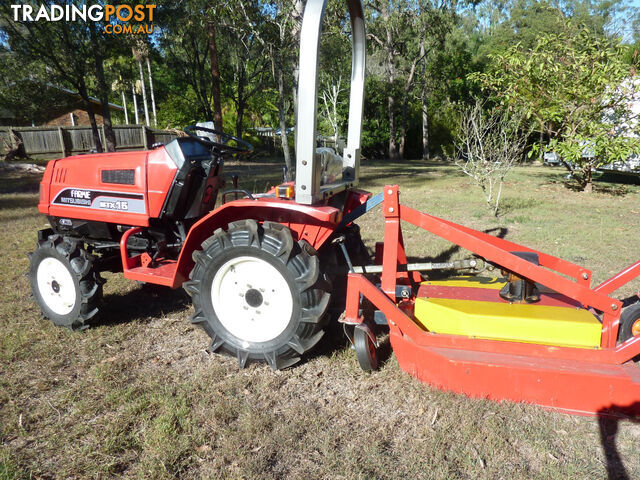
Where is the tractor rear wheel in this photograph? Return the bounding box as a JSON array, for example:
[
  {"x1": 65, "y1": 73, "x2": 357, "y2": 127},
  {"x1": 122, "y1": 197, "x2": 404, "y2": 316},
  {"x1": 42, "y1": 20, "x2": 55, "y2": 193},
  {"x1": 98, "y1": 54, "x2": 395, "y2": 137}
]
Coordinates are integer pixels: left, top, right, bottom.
[
  {"x1": 185, "y1": 220, "x2": 330, "y2": 369},
  {"x1": 28, "y1": 235, "x2": 103, "y2": 330}
]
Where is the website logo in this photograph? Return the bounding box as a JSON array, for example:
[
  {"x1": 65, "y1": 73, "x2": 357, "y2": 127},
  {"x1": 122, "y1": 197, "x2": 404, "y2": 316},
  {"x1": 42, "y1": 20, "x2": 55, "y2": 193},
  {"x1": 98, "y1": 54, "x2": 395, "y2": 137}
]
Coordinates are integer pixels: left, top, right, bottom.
[{"x1": 10, "y1": 3, "x2": 156, "y2": 35}]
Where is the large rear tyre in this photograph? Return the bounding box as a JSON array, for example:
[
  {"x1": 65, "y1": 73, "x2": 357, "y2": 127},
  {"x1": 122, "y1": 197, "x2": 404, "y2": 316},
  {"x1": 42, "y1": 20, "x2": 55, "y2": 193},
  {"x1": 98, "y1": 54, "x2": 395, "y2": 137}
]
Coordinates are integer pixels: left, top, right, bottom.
[
  {"x1": 28, "y1": 235, "x2": 103, "y2": 330},
  {"x1": 185, "y1": 220, "x2": 331, "y2": 369}
]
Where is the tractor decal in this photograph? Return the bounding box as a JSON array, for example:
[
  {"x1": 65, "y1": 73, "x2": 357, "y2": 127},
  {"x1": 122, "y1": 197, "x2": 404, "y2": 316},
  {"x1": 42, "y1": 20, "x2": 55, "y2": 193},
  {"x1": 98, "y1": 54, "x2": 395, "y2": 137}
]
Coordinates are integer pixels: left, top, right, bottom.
[{"x1": 52, "y1": 188, "x2": 146, "y2": 214}]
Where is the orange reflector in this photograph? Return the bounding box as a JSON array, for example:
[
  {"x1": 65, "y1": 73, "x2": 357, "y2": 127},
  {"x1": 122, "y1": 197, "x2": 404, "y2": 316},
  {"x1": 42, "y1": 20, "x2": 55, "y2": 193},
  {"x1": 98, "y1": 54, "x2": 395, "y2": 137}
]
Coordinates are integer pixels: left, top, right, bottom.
[
  {"x1": 276, "y1": 184, "x2": 295, "y2": 199},
  {"x1": 632, "y1": 320, "x2": 640, "y2": 337}
]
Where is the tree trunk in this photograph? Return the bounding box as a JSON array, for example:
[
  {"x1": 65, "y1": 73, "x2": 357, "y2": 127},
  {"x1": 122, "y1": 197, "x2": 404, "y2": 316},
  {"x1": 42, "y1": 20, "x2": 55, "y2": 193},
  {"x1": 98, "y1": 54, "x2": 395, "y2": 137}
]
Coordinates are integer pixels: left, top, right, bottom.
[
  {"x1": 421, "y1": 92, "x2": 429, "y2": 160},
  {"x1": 276, "y1": 65, "x2": 292, "y2": 181},
  {"x1": 420, "y1": 40, "x2": 429, "y2": 161},
  {"x1": 146, "y1": 57, "x2": 157, "y2": 127},
  {"x1": 387, "y1": 69, "x2": 397, "y2": 159},
  {"x1": 208, "y1": 21, "x2": 223, "y2": 131},
  {"x1": 137, "y1": 59, "x2": 150, "y2": 127},
  {"x1": 132, "y1": 84, "x2": 139, "y2": 124},
  {"x1": 89, "y1": 24, "x2": 116, "y2": 152},
  {"x1": 121, "y1": 91, "x2": 129, "y2": 124},
  {"x1": 538, "y1": 125, "x2": 544, "y2": 163},
  {"x1": 235, "y1": 62, "x2": 246, "y2": 139},
  {"x1": 399, "y1": 52, "x2": 421, "y2": 161},
  {"x1": 387, "y1": 97, "x2": 398, "y2": 160},
  {"x1": 584, "y1": 168, "x2": 593, "y2": 193},
  {"x1": 399, "y1": 101, "x2": 407, "y2": 160},
  {"x1": 236, "y1": 102, "x2": 245, "y2": 140},
  {"x1": 78, "y1": 82, "x2": 103, "y2": 153},
  {"x1": 291, "y1": 0, "x2": 305, "y2": 152},
  {"x1": 384, "y1": 16, "x2": 398, "y2": 161}
]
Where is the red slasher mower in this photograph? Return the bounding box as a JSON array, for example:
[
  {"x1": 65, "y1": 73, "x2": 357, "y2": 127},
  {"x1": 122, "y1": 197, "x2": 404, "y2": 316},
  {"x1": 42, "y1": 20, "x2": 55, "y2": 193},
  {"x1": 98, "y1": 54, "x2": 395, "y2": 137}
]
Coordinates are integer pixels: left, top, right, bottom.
[{"x1": 29, "y1": 0, "x2": 640, "y2": 415}]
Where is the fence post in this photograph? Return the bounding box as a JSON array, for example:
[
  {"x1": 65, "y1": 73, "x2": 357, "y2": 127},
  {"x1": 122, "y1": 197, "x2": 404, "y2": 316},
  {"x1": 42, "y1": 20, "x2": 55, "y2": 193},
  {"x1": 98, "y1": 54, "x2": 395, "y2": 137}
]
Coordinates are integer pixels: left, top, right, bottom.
[
  {"x1": 8, "y1": 128, "x2": 17, "y2": 150},
  {"x1": 57, "y1": 127, "x2": 67, "y2": 157},
  {"x1": 100, "y1": 125, "x2": 106, "y2": 150},
  {"x1": 142, "y1": 125, "x2": 149, "y2": 149}
]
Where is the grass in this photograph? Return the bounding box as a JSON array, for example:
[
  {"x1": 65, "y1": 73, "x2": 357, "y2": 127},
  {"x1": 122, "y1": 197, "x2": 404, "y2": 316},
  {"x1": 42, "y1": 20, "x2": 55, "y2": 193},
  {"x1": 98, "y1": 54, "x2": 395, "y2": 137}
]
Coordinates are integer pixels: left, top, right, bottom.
[{"x1": 2, "y1": 159, "x2": 640, "y2": 479}]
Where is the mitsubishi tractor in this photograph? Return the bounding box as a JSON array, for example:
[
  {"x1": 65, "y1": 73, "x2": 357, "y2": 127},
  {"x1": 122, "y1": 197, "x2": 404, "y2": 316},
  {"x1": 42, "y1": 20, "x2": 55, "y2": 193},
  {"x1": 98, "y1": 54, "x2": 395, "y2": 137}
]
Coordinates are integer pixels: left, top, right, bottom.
[{"x1": 30, "y1": 0, "x2": 369, "y2": 370}]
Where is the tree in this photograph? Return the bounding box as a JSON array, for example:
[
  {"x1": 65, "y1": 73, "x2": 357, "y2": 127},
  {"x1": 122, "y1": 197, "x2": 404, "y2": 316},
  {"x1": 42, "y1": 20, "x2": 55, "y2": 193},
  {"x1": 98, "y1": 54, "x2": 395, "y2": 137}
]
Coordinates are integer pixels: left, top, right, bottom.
[
  {"x1": 133, "y1": 42, "x2": 151, "y2": 127},
  {"x1": 88, "y1": 22, "x2": 117, "y2": 151},
  {"x1": 320, "y1": 75, "x2": 344, "y2": 144},
  {"x1": 207, "y1": 19, "x2": 223, "y2": 131},
  {"x1": 0, "y1": 5, "x2": 106, "y2": 150},
  {"x1": 238, "y1": 0, "x2": 300, "y2": 179},
  {"x1": 156, "y1": 1, "x2": 218, "y2": 123},
  {"x1": 412, "y1": 0, "x2": 458, "y2": 160},
  {"x1": 472, "y1": 23, "x2": 640, "y2": 192},
  {"x1": 453, "y1": 101, "x2": 529, "y2": 216},
  {"x1": 218, "y1": 6, "x2": 270, "y2": 138},
  {"x1": 0, "y1": 49, "x2": 65, "y2": 125},
  {"x1": 368, "y1": 0, "x2": 405, "y2": 161},
  {"x1": 146, "y1": 57, "x2": 158, "y2": 127}
]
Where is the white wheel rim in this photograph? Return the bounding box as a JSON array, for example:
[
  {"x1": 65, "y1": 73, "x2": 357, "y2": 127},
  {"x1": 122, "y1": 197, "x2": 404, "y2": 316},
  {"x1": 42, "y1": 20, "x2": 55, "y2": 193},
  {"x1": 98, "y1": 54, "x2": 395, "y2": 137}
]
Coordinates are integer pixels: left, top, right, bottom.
[
  {"x1": 36, "y1": 257, "x2": 76, "y2": 315},
  {"x1": 211, "y1": 256, "x2": 294, "y2": 344}
]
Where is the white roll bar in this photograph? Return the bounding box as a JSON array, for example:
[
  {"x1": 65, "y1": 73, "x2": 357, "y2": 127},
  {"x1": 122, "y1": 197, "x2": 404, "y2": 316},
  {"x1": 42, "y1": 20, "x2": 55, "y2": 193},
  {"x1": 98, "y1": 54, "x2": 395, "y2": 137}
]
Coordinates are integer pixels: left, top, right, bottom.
[{"x1": 294, "y1": 0, "x2": 366, "y2": 205}]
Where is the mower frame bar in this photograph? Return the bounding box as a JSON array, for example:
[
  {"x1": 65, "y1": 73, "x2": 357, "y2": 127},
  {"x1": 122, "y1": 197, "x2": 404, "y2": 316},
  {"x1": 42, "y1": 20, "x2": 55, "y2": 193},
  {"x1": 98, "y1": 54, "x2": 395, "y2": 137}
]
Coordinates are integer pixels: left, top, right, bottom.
[{"x1": 344, "y1": 185, "x2": 640, "y2": 365}]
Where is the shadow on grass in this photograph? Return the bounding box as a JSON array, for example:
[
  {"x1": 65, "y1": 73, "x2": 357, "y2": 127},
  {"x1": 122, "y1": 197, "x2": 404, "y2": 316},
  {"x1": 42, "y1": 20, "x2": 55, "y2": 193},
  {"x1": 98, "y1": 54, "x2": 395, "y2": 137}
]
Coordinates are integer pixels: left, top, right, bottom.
[
  {"x1": 0, "y1": 196, "x2": 38, "y2": 211},
  {"x1": 561, "y1": 180, "x2": 632, "y2": 196},
  {"x1": 541, "y1": 170, "x2": 638, "y2": 197},
  {"x1": 0, "y1": 172, "x2": 42, "y2": 194},
  {"x1": 359, "y1": 164, "x2": 468, "y2": 188},
  {"x1": 95, "y1": 284, "x2": 191, "y2": 328},
  {"x1": 406, "y1": 227, "x2": 508, "y2": 266},
  {"x1": 94, "y1": 282, "x2": 362, "y2": 367},
  {"x1": 598, "y1": 402, "x2": 640, "y2": 480},
  {"x1": 312, "y1": 315, "x2": 352, "y2": 360},
  {"x1": 597, "y1": 171, "x2": 640, "y2": 186}
]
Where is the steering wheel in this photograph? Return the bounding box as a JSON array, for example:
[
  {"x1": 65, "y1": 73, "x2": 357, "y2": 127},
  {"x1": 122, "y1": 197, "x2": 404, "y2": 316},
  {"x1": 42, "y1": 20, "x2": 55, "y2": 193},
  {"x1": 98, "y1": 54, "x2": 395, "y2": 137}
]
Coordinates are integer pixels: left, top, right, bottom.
[{"x1": 184, "y1": 125, "x2": 253, "y2": 155}]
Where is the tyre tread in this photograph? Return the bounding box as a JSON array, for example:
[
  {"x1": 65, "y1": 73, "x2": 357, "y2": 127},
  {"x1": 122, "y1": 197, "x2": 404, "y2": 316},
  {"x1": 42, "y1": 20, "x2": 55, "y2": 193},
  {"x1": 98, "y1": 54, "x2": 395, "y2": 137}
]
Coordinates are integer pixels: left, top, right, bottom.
[
  {"x1": 29, "y1": 235, "x2": 103, "y2": 330},
  {"x1": 187, "y1": 220, "x2": 330, "y2": 369}
]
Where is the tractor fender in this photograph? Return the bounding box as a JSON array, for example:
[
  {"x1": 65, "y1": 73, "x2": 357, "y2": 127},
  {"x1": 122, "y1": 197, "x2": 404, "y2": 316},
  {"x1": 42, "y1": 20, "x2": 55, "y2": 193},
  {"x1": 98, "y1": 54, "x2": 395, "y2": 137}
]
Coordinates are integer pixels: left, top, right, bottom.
[{"x1": 172, "y1": 197, "x2": 342, "y2": 287}]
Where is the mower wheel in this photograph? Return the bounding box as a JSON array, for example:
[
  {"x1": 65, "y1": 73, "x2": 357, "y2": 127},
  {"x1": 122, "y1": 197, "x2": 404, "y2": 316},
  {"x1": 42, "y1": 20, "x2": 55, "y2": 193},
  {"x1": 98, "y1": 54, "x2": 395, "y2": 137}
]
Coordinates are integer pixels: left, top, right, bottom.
[
  {"x1": 618, "y1": 303, "x2": 640, "y2": 349},
  {"x1": 28, "y1": 235, "x2": 103, "y2": 330},
  {"x1": 185, "y1": 220, "x2": 330, "y2": 369},
  {"x1": 354, "y1": 325, "x2": 379, "y2": 372}
]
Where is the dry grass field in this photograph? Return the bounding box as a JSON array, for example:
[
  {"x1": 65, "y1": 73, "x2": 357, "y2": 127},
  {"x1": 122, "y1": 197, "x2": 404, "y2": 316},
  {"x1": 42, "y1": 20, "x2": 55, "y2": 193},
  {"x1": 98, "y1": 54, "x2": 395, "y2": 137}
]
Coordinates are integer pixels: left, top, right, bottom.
[{"x1": 2, "y1": 158, "x2": 640, "y2": 479}]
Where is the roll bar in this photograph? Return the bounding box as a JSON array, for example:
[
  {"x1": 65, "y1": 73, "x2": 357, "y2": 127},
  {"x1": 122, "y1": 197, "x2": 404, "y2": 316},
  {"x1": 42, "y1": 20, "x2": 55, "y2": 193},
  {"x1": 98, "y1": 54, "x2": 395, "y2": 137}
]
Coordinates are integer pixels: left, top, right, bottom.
[{"x1": 294, "y1": 0, "x2": 366, "y2": 205}]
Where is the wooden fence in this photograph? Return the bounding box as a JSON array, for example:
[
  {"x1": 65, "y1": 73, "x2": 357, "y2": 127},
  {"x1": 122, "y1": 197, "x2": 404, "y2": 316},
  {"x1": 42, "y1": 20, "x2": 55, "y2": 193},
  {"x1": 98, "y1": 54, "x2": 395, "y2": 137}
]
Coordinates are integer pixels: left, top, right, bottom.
[
  {"x1": 251, "y1": 128, "x2": 344, "y2": 154},
  {"x1": 0, "y1": 125, "x2": 180, "y2": 160}
]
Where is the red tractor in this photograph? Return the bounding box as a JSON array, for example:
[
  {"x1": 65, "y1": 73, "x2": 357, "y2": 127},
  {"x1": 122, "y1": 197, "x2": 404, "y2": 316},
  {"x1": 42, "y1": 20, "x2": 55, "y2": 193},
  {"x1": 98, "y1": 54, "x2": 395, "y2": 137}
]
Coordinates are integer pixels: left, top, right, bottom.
[
  {"x1": 29, "y1": 0, "x2": 640, "y2": 415},
  {"x1": 30, "y1": 0, "x2": 369, "y2": 369}
]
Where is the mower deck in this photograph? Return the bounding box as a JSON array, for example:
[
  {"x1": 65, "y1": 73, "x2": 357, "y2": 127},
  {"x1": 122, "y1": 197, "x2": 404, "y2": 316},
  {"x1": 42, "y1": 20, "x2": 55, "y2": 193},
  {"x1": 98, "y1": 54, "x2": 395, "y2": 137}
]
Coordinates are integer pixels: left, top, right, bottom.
[{"x1": 343, "y1": 185, "x2": 640, "y2": 416}]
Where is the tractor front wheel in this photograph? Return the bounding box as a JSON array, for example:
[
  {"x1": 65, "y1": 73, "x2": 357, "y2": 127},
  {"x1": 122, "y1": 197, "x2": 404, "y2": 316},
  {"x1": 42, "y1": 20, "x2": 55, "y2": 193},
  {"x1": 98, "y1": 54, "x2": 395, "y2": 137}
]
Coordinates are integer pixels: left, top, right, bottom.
[
  {"x1": 185, "y1": 220, "x2": 330, "y2": 369},
  {"x1": 28, "y1": 235, "x2": 103, "y2": 330}
]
